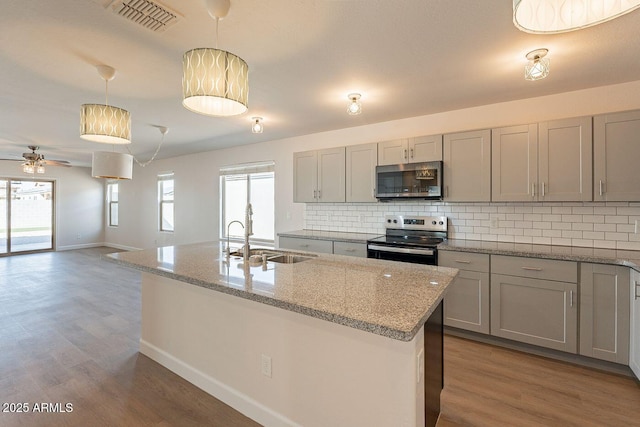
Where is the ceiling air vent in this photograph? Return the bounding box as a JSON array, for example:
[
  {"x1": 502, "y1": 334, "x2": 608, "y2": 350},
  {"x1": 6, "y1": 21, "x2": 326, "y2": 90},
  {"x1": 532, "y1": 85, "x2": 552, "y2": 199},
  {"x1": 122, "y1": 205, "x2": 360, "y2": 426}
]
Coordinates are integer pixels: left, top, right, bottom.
[{"x1": 110, "y1": 0, "x2": 181, "y2": 32}]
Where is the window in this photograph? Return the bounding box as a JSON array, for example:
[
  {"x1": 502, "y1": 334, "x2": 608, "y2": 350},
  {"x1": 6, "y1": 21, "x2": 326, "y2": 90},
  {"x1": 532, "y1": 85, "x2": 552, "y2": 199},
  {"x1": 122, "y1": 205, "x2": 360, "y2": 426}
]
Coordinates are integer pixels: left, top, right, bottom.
[
  {"x1": 220, "y1": 162, "x2": 275, "y2": 244},
  {"x1": 158, "y1": 172, "x2": 174, "y2": 232},
  {"x1": 107, "y1": 182, "x2": 119, "y2": 227}
]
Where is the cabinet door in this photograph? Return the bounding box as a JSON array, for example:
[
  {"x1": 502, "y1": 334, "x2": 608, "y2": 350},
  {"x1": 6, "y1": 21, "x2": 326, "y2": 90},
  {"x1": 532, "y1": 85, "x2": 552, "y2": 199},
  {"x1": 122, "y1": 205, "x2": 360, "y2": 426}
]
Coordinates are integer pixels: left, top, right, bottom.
[
  {"x1": 442, "y1": 129, "x2": 491, "y2": 202},
  {"x1": 594, "y1": 110, "x2": 640, "y2": 201},
  {"x1": 491, "y1": 124, "x2": 538, "y2": 202},
  {"x1": 346, "y1": 143, "x2": 377, "y2": 202},
  {"x1": 491, "y1": 274, "x2": 577, "y2": 353},
  {"x1": 409, "y1": 135, "x2": 443, "y2": 162},
  {"x1": 278, "y1": 236, "x2": 333, "y2": 254},
  {"x1": 378, "y1": 139, "x2": 408, "y2": 165},
  {"x1": 317, "y1": 147, "x2": 345, "y2": 202},
  {"x1": 580, "y1": 264, "x2": 630, "y2": 364},
  {"x1": 539, "y1": 117, "x2": 593, "y2": 201},
  {"x1": 333, "y1": 241, "x2": 367, "y2": 257},
  {"x1": 293, "y1": 150, "x2": 318, "y2": 203},
  {"x1": 631, "y1": 269, "x2": 640, "y2": 379},
  {"x1": 443, "y1": 270, "x2": 490, "y2": 334}
]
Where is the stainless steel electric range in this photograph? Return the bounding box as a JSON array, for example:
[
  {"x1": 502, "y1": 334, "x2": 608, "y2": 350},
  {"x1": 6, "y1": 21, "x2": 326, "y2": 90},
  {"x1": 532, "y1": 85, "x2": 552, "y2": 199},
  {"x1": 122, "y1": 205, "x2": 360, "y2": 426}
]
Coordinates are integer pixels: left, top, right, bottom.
[{"x1": 366, "y1": 215, "x2": 448, "y2": 265}]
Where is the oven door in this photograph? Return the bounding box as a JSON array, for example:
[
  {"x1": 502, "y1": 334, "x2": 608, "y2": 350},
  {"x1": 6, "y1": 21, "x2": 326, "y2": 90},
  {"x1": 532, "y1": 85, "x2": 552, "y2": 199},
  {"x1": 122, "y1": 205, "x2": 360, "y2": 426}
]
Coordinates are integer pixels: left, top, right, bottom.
[{"x1": 367, "y1": 244, "x2": 437, "y2": 265}]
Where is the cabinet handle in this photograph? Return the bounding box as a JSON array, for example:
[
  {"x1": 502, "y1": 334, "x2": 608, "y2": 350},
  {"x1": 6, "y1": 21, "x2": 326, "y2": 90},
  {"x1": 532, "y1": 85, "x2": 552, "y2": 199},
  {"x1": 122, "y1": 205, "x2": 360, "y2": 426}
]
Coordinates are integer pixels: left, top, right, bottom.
[
  {"x1": 521, "y1": 266, "x2": 542, "y2": 271},
  {"x1": 445, "y1": 186, "x2": 449, "y2": 198},
  {"x1": 300, "y1": 244, "x2": 309, "y2": 248},
  {"x1": 410, "y1": 148, "x2": 414, "y2": 159},
  {"x1": 313, "y1": 190, "x2": 317, "y2": 199},
  {"x1": 531, "y1": 182, "x2": 536, "y2": 198},
  {"x1": 345, "y1": 248, "x2": 356, "y2": 252},
  {"x1": 373, "y1": 188, "x2": 376, "y2": 198},
  {"x1": 454, "y1": 260, "x2": 471, "y2": 264},
  {"x1": 318, "y1": 189, "x2": 321, "y2": 199},
  {"x1": 599, "y1": 180, "x2": 604, "y2": 196},
  {"x1": 403, "y1": 149, "x2": 408, "y2": 160},
  {"x1": 635, "y1": 281, "x2": 640, "y2": 300},
  {"x1": 570, "y1": 290, "x2": 574, "y2": 307},
  {"x1": 541, "y1": 182, "x2": 545, "y2": 197}
]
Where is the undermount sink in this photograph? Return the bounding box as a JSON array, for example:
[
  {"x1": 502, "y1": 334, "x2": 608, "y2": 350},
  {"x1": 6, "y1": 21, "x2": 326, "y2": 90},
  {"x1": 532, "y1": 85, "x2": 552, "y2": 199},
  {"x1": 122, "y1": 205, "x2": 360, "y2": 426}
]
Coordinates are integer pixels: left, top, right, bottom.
[
  {"x1": 266, "y1": 254, "x2": 313, "y2": 264},
  {"x1": 228, "y1": 248, "x2": 314, "y2": 264}
]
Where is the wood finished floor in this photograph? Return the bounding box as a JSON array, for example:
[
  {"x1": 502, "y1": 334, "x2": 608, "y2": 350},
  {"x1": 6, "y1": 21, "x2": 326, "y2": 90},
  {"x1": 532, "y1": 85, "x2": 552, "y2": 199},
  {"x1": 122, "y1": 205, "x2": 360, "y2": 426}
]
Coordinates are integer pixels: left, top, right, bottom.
[{"x1": 0, "y1": 248, "x2": 638, "y2": 427}]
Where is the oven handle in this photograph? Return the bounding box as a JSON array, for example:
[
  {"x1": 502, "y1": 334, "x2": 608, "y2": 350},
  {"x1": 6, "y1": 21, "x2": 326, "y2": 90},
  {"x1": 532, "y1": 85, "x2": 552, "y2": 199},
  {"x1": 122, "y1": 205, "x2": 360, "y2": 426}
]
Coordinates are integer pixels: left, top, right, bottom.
[{"x1": 367, "y1": 244, "x2": 434, "y2": 256}]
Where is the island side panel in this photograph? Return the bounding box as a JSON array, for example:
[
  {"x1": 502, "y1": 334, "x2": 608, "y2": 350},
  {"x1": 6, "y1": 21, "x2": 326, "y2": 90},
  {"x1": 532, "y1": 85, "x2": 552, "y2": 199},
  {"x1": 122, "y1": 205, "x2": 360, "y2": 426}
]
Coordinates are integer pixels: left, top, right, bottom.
[
  {"x1": 140, "y1": 272, "x2": 427, "y2": 427},
  {"x1": 424, "y1": 301, "x2": 443, "y2": 427}
]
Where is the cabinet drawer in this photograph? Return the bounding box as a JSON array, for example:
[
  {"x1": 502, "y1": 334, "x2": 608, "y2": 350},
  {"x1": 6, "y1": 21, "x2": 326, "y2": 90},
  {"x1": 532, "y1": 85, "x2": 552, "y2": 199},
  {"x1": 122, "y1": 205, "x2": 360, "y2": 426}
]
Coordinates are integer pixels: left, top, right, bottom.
[
  {"x1": 439, "y1": 251, "x2": 489, "y2": 273},
  {"x1": 278, "y1": 237, "x2": 333, "y2": 254},
  {"x1": 491, "y1": 255, "x2": 577, "y2": 283},
  {"x1": 333, "y1": 241, "x2": 367, "y2": 258}
]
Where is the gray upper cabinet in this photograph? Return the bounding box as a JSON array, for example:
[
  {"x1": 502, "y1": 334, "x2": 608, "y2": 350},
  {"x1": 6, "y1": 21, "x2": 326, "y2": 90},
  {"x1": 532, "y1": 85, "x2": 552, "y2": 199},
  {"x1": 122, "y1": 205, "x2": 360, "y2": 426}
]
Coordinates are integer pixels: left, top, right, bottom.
[
  {"x1": 492, "y1": 118, "x2": 592, "y2": 202},
  {"x1": 377, "y1": 135, "x2": 442, "y2": 166},
  {"x1": 443, "y1": 129, "x2": 491, "y2": 202},
  {"x1": 594, "y1": 110, "x2": 640, "y2": 201},
  {"x1": 293, "y1": 148, "x2": 345, "y2": 203},
  {"x1": 492, "y1": 124, "x2": 538, "y2": 202},
  {"x1": 346, "y1": 143, "x2": 377, "y2": 202},
  {"x1": 538, "y1": 117, "x2": 593, "y2": 201},
  {"x1": 579, "y1": 263, "x2": 630, "y2": 364}
]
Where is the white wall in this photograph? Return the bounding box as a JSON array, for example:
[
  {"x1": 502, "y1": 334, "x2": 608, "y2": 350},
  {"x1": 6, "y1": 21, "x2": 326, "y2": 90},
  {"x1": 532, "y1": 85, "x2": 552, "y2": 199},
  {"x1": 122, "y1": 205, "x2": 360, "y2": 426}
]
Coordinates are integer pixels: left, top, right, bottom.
[
  {"x1": 0, "y1": 160, "x2": 104, "y2": 250},
  {"x1": 106, "y1": 80, "x2": 640, "y2": 250}
]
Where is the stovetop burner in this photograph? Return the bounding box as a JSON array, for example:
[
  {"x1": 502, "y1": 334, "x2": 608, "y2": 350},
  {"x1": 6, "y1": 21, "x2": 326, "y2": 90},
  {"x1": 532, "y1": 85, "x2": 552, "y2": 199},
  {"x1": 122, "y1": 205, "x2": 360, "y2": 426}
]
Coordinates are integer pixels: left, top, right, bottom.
[{"x1": 367, "y1": 215, "x2": 448, "y2": 248}]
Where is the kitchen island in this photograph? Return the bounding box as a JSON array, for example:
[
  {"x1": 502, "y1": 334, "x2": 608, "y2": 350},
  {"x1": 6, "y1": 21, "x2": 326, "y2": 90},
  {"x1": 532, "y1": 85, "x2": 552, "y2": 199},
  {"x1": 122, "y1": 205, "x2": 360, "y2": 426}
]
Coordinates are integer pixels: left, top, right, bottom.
[{"x1": 106, "y1": 242, "x2": 458, "y2": 427}]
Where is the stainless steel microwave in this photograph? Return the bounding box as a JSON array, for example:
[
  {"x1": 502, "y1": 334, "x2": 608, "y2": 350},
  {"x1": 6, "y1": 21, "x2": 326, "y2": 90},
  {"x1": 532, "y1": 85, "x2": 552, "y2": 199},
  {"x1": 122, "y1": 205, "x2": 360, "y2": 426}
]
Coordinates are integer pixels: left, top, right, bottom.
[{"x1": 375, "y1": 161, "x2": 443, "y2": 200}]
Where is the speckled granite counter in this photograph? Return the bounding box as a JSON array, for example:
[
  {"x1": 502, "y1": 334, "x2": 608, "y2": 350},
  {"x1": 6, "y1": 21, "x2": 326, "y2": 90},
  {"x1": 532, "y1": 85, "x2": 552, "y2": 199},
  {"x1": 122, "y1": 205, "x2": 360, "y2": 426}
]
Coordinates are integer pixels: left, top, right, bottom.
[
  {"x1": 277, "y1": 229, "x2": 382, "y2": 243},
  {"x1": 105, "y1": 242, "x2": 458, "y2": 341},
  {"x1": 439, "y1": 239, "x2": 640, "y2": 272}
]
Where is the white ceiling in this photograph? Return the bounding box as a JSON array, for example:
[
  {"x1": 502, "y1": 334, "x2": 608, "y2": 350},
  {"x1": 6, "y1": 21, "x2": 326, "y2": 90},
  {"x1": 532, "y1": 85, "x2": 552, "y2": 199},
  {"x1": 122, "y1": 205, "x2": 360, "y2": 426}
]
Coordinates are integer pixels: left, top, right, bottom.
[{"x1": 1, "y1": 0, "x2": 639, "y2": 166}]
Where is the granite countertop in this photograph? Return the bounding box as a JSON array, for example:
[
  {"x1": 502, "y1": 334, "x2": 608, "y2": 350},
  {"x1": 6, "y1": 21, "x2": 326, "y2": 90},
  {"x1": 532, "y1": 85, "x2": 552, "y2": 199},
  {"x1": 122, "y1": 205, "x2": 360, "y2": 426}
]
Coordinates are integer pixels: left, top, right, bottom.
[
  {"x1": 278, "y1": 229, "x2": 382, "y2": 244},
  {"x1": 439, "y1": 239, "x2": 640, "y2": 272},
  {"x1": 105, "y1": 242, "x2": 458, "y2": 341}
]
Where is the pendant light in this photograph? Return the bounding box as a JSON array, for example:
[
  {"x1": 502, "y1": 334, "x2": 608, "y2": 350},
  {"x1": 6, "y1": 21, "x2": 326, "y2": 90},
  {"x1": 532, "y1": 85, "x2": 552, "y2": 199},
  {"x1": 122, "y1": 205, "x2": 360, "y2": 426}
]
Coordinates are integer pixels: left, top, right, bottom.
[
  {"x1": 514, "y1": 0, "x2": 640, "y2": 34},
  {"x1": 182, "y1": 0, "x2": 248, "y2": 117},
  {"x1": 92, "y1": 151, "x2": 133, "y2": 180},
  {"x1": 80, "y1": 65, "x2": 131, "y2": 144}
]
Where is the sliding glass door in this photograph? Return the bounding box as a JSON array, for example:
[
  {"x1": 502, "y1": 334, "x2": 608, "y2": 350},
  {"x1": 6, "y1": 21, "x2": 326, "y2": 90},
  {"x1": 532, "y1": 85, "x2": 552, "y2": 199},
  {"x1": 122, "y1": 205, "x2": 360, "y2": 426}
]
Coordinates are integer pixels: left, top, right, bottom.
[{"x1": 0, "y1": 178, "x2": 54, "y2": 255}]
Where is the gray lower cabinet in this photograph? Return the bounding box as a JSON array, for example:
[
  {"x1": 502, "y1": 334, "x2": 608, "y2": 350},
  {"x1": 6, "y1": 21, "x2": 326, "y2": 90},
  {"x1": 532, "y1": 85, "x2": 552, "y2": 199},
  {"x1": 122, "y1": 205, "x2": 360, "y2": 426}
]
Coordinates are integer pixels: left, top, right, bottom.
[
  {"x1": 439, "y1": 251, "x2": 490, "y2": 334},
  {"x1": 279, "y1": 236, "x2": 366, "y2": 257},
  {"x1": 631, "y1": 269, "x2": 640, "y2": 379},
  {"x1": 490, "y1": 255, "x2": 578, "y2": 353},
  {"x1": 333, "y1": 241, "x2": 367, "y2": 257},
  {"x1": 278, "y1": 236, "x2": 333, "y2": 254},
  {"x1": 579, "y1": 263, "x2": 630, "y2": 364}
]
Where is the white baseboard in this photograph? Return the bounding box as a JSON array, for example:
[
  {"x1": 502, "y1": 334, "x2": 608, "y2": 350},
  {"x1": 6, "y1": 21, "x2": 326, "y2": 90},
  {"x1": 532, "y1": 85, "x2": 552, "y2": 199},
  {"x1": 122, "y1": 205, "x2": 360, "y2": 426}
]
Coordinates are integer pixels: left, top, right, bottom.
[
  {"x1": 139, "y1": 340, "x2": 300, "y2": 427},
  {"x1": 103, "y1": 242, "x2": 141, "y2": 251},
  {"x1": 57, "y1": 242, "x2": 103, "y2": 251}
]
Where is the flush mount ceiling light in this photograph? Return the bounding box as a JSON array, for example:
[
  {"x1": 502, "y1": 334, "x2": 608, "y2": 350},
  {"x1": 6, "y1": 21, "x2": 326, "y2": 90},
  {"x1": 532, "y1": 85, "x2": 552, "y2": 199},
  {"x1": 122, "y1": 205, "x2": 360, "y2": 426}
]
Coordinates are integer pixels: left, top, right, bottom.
[
  {"x1": 514, "y1": 0, "x2": 640, "y2": 33},
  {"x1": 182, "y1": 0, "x2": 248, "y2": 117},
  {"x1": 251, "y1": 117, "x2": 263, "y2": 133},
  {"x1": 80, "y1": 65, "x2": 132, "y2": 144},
  {"x1": 347, "y1": 93, "x2": 362, "y2": 115},
  {"x1": 92, "y1": 151, "x2": 133, "y2": 180},
  {"x1": 524, "y1": 48, "x2": 550, "y2": 81}
]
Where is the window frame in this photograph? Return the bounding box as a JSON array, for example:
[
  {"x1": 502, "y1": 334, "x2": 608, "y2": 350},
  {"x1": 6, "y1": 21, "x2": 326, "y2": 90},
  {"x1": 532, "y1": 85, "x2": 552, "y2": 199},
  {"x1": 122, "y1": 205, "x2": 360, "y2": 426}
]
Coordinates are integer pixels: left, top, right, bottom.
[
  {"x1": 220, "y1": 162, "x2": 275, "y2": 245},
  {"x1": 158, "y1": 172, "x2": 174, "y2": 233},
  {"x1": 107, "y1": 182, "x2": 119, "y2": 227}
]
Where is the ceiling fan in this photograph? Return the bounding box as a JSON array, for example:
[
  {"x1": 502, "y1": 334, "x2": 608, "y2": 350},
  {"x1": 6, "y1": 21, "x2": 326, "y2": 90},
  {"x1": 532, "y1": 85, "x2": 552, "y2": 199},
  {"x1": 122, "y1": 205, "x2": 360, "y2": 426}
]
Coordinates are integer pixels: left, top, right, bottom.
[{"x1": 0, "y1": 145, "x2": 71, "y2": 174}]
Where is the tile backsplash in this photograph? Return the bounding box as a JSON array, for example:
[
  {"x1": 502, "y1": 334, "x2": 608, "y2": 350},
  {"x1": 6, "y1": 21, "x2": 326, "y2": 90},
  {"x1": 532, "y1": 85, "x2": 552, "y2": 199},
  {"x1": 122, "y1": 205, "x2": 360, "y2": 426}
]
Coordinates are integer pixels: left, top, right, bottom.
[{"x1": 304, "y1": 201, "x2": 640, "y2": 251}]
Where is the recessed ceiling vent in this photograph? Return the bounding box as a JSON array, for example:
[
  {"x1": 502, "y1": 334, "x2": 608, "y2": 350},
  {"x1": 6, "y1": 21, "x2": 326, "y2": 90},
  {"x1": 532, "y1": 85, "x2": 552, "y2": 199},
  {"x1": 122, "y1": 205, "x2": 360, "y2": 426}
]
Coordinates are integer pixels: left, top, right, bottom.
[{"x1": 110, "y1": 0, "x2": 181, "y2": 32}]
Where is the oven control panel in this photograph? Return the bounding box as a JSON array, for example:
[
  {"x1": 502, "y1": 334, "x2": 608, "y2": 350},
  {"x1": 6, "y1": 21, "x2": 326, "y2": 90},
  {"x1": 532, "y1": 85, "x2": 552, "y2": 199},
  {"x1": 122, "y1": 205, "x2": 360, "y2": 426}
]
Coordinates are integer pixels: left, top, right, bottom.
[{"x1": 384, "y1": 215, "x2": 447, "y2": 232}]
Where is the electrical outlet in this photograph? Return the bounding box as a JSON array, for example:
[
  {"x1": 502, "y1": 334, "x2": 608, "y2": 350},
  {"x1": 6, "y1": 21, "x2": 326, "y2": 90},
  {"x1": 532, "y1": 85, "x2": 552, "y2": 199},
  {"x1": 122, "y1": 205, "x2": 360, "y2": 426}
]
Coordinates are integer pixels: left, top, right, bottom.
[
  {"x1": 261, "y1": 354, "x2": 272, "y2": 378},
  {"x1": 76, "y1": 233, "x2": 81, "y2": 239},
  {"x1": 490, "y1": 217, "x2": 499, "y2": 228},
  {"x1": 416, "y1": 348, "x2": 424, "y2": 384}
]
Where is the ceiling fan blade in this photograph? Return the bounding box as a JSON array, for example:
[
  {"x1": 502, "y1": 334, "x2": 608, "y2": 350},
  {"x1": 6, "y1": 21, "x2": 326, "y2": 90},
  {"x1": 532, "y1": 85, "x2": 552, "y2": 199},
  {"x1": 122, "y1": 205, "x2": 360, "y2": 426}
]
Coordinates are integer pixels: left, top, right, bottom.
[
  {"x1": 0, "y1": 158, "x2": 24, "y2": 162},
  {"x1": 43, "y1": 160, "x2": 71, "y2": 167}
]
